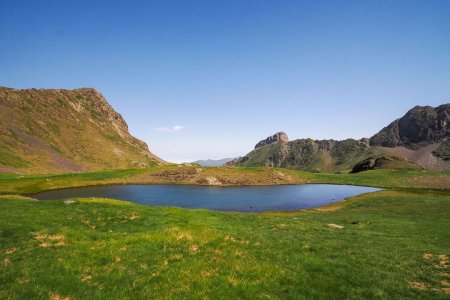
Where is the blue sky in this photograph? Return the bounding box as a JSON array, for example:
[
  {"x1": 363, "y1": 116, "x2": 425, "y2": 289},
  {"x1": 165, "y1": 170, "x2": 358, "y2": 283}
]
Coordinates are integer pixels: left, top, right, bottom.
[{"x1": 1, "y1": 0, "x2": 450, "y2": 162}]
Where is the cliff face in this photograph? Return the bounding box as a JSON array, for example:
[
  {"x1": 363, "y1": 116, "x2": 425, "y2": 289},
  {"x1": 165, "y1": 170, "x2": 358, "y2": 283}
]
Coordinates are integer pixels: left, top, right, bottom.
[
  {"x1": 255, "y1": 132, "x2": 289, "y2": 149},
  {"x1": 370, "y1": 104, "x2": 450, "y2": 149},
  {"x1": 0, "y1": 87, "x2": 164, "y2": 173}
]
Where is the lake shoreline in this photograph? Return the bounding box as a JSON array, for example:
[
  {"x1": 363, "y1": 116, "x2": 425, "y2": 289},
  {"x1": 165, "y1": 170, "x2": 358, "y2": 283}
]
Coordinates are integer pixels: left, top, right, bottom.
[{"x1": 27, "y1": 184, "x2": 382, "y2": 212}]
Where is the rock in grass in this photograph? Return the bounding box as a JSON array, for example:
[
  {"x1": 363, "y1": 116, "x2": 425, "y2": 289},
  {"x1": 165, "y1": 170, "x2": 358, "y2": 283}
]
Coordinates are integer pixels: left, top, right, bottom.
[
  {"x1": 327, "y1": 223, "x2": 344, "y2": 229},
  {"x1": 64, "y1": 200, "x2": 77, "y2": 205}
]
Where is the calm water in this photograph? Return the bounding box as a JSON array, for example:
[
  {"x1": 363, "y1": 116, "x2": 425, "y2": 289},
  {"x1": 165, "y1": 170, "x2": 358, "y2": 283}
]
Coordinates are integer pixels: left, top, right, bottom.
[{"x1": 29, "y1": 184, "x2": 381, "y2": 212}]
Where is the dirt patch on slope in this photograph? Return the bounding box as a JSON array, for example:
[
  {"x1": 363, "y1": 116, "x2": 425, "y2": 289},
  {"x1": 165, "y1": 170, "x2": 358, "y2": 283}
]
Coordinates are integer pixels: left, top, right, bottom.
[
  {"x1": 380, "y1": 144, "x2": 450, "y2": 170},
  {"x1": 10, "y1": 128, "x2": 85, "y2": 172},
  {"x1": 0, "y1": 165, "x2": 17, "y2": 173}
]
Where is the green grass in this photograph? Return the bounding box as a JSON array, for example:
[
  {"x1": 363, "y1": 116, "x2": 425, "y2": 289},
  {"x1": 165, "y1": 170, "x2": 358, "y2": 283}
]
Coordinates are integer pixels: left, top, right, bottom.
[
  {"x1": 0, "y1": 168, "x2": 153, "y2": 194},
  {"x1": 0, "y1": 147, "x2": 30, "y2": 168},
  {"x1": 0, "y1": 190, "x2": 449, "y2": 299},
  {"x1": 0, "y1": 167, "x2": 449, "y2": 195},
  {"x1": 0, "y1": 167, "x2": 449, "y2": 298},
  {"x1": 302, "y1": 169, "x2": 450, "y2": 189}
]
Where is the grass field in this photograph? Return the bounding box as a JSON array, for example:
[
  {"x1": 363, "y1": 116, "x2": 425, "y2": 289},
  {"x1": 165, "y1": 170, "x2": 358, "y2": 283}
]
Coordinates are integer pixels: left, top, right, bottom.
[{"x1": 0, "y1": 167, "x2": 449, "y2": 299}]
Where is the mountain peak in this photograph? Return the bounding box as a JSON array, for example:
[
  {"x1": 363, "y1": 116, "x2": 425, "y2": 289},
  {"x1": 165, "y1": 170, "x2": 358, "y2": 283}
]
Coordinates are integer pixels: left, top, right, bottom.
[
  {"x1": 255, "y1": 132, "x2": 289, "y2": 149},
  {"x1": 370, "y1": 103, "x2": 450, "y2": 148}
]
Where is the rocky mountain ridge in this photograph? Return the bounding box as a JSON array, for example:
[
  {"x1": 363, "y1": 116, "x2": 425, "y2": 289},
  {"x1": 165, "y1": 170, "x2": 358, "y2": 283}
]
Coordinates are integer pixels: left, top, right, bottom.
[
  {"x1": 0, "y1": 87, "x2": 164, "y2": 173},
  {"x1": 228, "y1": 103, "x2": 450, "y2": 172},
  {"x1": 228, "y1": 136, "x2": 383, "y2": 172}
]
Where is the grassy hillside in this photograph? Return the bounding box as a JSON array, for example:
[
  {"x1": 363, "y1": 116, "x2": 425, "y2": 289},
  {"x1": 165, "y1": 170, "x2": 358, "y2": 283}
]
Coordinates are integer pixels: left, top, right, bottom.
[
  {"x1": 0, "y1": 87, "x2": 163, "y2": 173},
  {"x1": 1, "y1": 190, "x2": 449, "y2": 299}
]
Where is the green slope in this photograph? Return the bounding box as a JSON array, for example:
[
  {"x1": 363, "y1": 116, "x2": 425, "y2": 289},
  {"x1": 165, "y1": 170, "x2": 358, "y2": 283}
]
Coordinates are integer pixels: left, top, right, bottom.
[{"x1": 0, "y1": 87, "x2": 164, "y2": 173}]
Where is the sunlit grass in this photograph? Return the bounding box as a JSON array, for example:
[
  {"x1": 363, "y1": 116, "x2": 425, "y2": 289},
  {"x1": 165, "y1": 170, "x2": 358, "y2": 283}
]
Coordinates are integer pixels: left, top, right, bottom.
[
  {"x1": 0, "y1": 190, "x2": 449, "y2": 298},
  {"x1": 0, "y1": 167, "x2": 449, "y2": 298}
]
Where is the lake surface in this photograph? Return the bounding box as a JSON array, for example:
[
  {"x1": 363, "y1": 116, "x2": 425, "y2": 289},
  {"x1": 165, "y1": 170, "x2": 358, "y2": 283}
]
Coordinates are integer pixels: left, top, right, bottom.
[{"x1": 30, "y1": 184, "x2": 381, "y2": 212}]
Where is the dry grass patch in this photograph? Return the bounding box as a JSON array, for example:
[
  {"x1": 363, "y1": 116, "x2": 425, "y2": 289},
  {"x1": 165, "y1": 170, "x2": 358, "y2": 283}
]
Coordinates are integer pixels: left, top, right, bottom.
[
  {"x1": 5, "y1": 248, "x2": 16, "y2": 254},
  {"x1": 327, "y1": 223, "x2": 345, "y2": 229},
  {"x1": 165, "y1": 227, "x2": 193, "y2": 241},
  {"x1": 224, "y1": 235, "x2": 236, "y2": 242},
  {"x1": 129, "y1": 212, "x2": 139, "y2": 220},
  {"x1": 189, "y1": 244, "x2": 199, "y2": 254},
  {"x1": 409, "y1": 281, "x2": 427, "y2": 290},
  {"x1": 81, "y1": 275, "x2": 92, "y2": 282},
  {"x1": 34, "y1": 233, "x2": 67, "y2": 248},
  {"x1": 423, "y1": 253, "x2": 433, "y2": 260},
  {"x1": 410, "y1": 253, "x2": 450, "y2": 293},
  {"x1": 3, "y1": 258, "x2": 11, "y2": 267},
  {"x1": 201, "y1": 268, "x2": 219, "y2": 278},
  {"x1": 438, "y1": 255, "x2": 449, "y2": 269},
  {"x1": 50, "y1": 293, "x2": 70, "y2": 300},
  {"x1": 228, "y1": 275, "x2": 238, "y2": 286}
]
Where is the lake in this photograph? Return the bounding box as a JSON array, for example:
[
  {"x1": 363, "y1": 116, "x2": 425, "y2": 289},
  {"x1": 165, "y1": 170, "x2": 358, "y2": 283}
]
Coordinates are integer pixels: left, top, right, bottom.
[{"x1": 29, "y1": 184, "x2": 381, "y2": 212}]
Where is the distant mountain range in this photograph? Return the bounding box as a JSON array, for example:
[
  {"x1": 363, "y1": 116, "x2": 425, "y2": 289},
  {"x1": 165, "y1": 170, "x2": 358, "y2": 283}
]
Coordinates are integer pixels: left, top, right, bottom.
[
  {"x1": 191, "y1": 158, "x2": 235, "y2": 167},
  {"x1": 227, "y1": 104, "x2": 450, "y2": 172},
  {"x1": 0, "y1": 87, "x2": 164, "y2": 173}
]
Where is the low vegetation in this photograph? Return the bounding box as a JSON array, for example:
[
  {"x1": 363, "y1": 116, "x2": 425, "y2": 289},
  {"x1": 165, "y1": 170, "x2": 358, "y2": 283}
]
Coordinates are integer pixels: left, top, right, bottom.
[
  {"x1": 1, "y1": 166, "x2": 449, "y2": 298},
  {"x1": 0, "y1": 189, "x2": 449, "y2": 299},
  {"x1": 433, "y1": 140, "x2": 450, "y2": 160}
]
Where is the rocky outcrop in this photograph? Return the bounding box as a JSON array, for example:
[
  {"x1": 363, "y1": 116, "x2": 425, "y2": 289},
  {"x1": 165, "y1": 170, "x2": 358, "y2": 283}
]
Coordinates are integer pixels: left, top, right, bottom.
[
  {"x1": 255, "y1": 132, "x2": 289, "y2": 149},
  {"x1": 370, "y1": 104, "x2": 450, "y2": 148},
  {"x1": 350, "y1": 155, "x2": 420, "y2": 173}
]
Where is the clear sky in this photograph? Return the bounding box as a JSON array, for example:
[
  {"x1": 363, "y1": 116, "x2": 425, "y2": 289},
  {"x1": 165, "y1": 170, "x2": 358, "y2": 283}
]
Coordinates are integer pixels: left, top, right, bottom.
[{"x1": 1, "y1": 0, "x2": 450, "y2": 162}]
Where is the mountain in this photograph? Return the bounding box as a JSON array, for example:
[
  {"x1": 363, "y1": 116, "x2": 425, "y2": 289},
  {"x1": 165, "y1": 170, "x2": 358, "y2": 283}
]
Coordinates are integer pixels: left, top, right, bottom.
[
  {"x1": 369, "y1": 104, "x2": 450, "y2": 169},
  {"x1": 228, "y1": 104, "x2": 450, "y2": 172},
  {"x1": 0, "y1": 87, "x2": 164, "y2": 173},
  {"x1": 370, "y1": 104, "x2": 449, "y2": 148},
  {"x1": 191, "y1": 158, "x2": 235, "y2": 167},
  {"x1": 227, "y1": 133, "x2": 402, "y2": 173}
]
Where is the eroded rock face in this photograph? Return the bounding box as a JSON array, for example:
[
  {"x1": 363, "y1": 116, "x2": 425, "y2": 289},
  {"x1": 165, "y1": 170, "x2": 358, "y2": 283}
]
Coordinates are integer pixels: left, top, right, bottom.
[
  {"x1": 370, "y1": 104, "x2": 450, "y2": 148},
  {"x1": 255, "y1": 132, "x2": 289, "y2": 149}
]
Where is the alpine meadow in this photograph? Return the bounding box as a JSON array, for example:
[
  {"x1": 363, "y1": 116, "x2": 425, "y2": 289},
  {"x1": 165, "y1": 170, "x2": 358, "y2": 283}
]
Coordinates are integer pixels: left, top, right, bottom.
[{"x1": 1, "y1": 1, "x2": 450, "y2": 299}]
